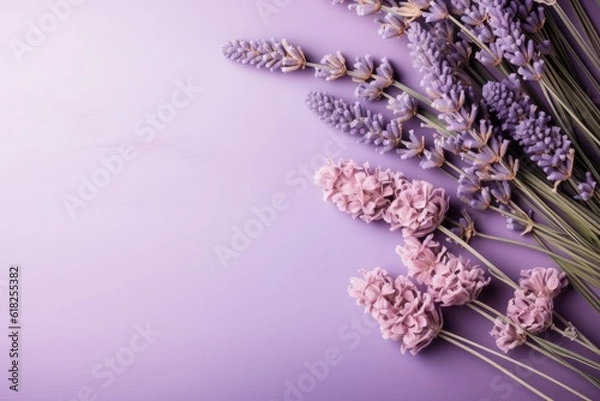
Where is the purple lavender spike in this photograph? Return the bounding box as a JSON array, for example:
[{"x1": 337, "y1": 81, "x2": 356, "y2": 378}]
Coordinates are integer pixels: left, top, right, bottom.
[{"x1": 305, "y1": 92, "x2": 402, "y2": 154}]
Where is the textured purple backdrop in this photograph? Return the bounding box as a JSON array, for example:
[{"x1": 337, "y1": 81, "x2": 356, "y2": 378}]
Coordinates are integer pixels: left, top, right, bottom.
[{"x1": 0, "y1": 1, "x2": 597, "y2": 400}]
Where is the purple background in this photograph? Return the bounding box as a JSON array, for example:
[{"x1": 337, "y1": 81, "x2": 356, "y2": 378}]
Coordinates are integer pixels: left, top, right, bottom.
[{"x1": 0, "y1": 1, "x2": 597, "y2": 400}]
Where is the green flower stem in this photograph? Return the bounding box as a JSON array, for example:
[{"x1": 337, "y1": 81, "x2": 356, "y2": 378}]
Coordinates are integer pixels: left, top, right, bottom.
[
  {"x1": 440, "y1": 330, "x2": 593, "y2": 401},
  {"x1": 473, "y1": 232, "x2": 596, "y2": 273},
  {"x1": 528, "y1": 235, "x2": 600, "y2": 288},
  {"x1": 538, "y1": 22, "x2": 599, "y2": 94},
  {"x1": 438, "y1": 332, "x2": 553, "y2": 400},
  {"x1": 551, "y1": 3, "x2": 600, "y2": 71},
  {"x1": 570, "y1": 1, "x2": 600, "y2": 54},
  {"x1": 539, "y1": 79, "x2": 600, "y2": 146},
  {"x1": 517, "y1": 175, "x2": 600, "y2": 237},
  {"x1": 513, "y1": 177, "x2": 600, "y2": 243},
  {"x1": 531, "y1": 335, "x2": 600, "y2": 371},
  {"x1": 468, "y1": 302, "x2": 600, "y2": 387},
  {"x1": 471, "y1": 300, "x2": 600, "y2": 361},
  {"x1": 550, "y1": 325, "x2": 600, "y2": 359},
  {"x1": 540, "y1": 69, "x2": 600, "y2": 180},
  {"x1": 526, "y1": 341, "x2": 600, "y2": 389},
  {"x1": 476, "y1": 209, "x2": 600, "y2": 278},
  {"x1": 553, "y1": 313, "x2": 600, "y2": 355}
]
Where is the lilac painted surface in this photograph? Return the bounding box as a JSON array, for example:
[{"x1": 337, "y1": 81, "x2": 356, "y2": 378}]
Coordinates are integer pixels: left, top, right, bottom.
[{"x1": 0, "y1": 1, "x2": 597, "y2": 400}]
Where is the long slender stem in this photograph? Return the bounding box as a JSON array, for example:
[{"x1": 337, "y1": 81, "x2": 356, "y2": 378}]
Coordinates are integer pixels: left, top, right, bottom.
[
  {"x1": 439, "y1": 332, "x2": 553, "y2": 400},
  {"x1": 552, "y1": 3, "x2": 600, "y2": 71},
  {"x1": 441, "y1": 330, "x2": 593, "y2": 400}
]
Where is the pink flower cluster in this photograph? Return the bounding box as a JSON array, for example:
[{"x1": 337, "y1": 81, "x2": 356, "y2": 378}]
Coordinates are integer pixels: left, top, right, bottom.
[
  {"x1": 396, "y1": 235, "x2": 491, "y2": 306},
  {"x1": 314, "y1": 159, "x2": 449, "y2": 237},
  {"x1": 490, "y1": 267, "x2": 568, "y2": 353},
  {"x1": 348, "y1": 267, "x2": 442, "y2": 355},
  {"x1": 314, "y1": 160, "x2": 400, "y2": 223}
]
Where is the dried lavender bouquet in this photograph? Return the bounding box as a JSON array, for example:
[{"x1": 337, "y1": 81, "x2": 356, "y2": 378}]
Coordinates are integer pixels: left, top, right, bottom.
[
  {"x1": 222, "y1": 1, "x2": 600, "y2": 313},
  {"x1": 221, "y1": 1, "x2": 600, "y2": 398}
]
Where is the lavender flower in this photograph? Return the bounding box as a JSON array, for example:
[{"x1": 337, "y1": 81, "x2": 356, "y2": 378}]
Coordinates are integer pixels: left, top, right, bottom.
[
  {"x1": 477, "y1": 0, "x2": 546, "y2": 81},
  {"x1": 221, "y1": 38, "x2": 306, "y2": 73},
  {"x1": 398, "y1": 130, "x2": 426, "y2": 159},
  {"x1": 450, "y1": 209, "x2": 476, "y2": 242},
  {"x1": 349, "y1": 268, "x2": 442, "y2": 355},
  {"x1": 305, "y1": 92, "x2": 402, "y2": 153},
  {"x1": 314, "y1": 159, "x2": 402, "y2": 223},
  {"x1": 516, "y1": 1, "x2": 547, "y2": 34},
  {"x1": 340, "y1": 0, "x2": 384, "y2": 16},
  {"x1": 376, "y1": 12, "x2": 409, "y2": 39},
  {"x1": 388, "y1": 92, "x2": 417, "y2": 122},
  {"x1": 356, "y1": 82, "x2": 385, "y2": 101},
  {"x1": 490, "y1": 318, "x2": 527, "y2": 353},
  {"x1": 457, "y1": 171, "x2": 492, "y2": 210},
  {"x1": 351, "y1": 55, "x2": 375, "y2": 81},
  {"x1": 422, "y1": 0, "x2": 448, "y2": 22},
  {"x1": 315, "y1": 52, "x2": 348, "y2": 81},
  {"x1": 575, "y1": 172, "x2": 597, "y2": 201},
  {"x1": 353, "y1": 57, "x2": 396, "y2": 101},
  {"x1": 457, "y1": 2, "x2": 496, "y2": 44},
  {"x1": 420, "y1": 139, "x2": 446, "y2": 169},
  {"x1": 483, "y1": 76, "x2": 593, "y2": 193},
  {"x1": 408, "y1": 22, "x2": 518, "y2": 214}
]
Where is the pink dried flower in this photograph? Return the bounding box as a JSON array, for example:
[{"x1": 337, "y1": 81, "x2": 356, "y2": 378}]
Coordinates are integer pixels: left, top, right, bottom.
[
  {"x1": 397, "y1": 235, "x2": 490, "y2": 306},
  {"x1": 428, "y1": 254, "x2": 491, "y2": 307},
  {"x1": 506, "y1": 290, "x2": 553, "y2": 334},
  {"x1": 395, "y1": 234, "x2": 443, "y2": 285},
  {"x1": 490, "y1": 318, "x2": 527, "y2": 353},
  {"x1": 384, "y1": 179, "x2": 449, "y2": 238},
  {"x1": 519, "y1": 267, "x2": 568, "y2": 299},
  {"x1": 314, "y1": 159, "x2": 402, "y2": 223},
  {"x1": 315, "y1": 159, "x2": 448, "y2": 237},
  {"x1": 348, "y1": 269, "x2": 442, "y2": 355},
  {"x1": 348, "y1": 267, "x2": 397, "y2": 319},
  {"x1": 384, "y1": 275, "x2": 442, "y2": 355}
]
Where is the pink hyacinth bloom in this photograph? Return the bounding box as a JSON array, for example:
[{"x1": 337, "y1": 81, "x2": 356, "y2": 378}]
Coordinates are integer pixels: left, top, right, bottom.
[
  {"x1": 520, "y1": 267, "x2": 568, "y2": 299},
  {"x1": 428, "y1": 254, "x2": 491, "y2": 307},
  {"x1": 506, "y1": 290, "x2": 553, "y2": 334},
  {"x1": 490, "y1": 318, "x2": 527, "y2": 353},
  {"x1": 395, "y1": 234, "x2": 443, "y2": 285},
  {"x1": 384, "y1": 179, "x2": 449, "y2": 238},
  {"x1": 314, "y1": 159, "x2": 402, "y2": 223},
  {"x1": 348, "y1": 270, "x2": 442, "y2": 355}
]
